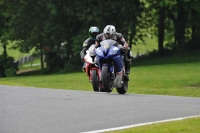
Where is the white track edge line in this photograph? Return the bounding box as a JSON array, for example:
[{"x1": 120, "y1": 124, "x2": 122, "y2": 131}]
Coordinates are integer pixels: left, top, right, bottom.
[{"x1": 82, "y1": 115, "x2": 200, "y2": 133}]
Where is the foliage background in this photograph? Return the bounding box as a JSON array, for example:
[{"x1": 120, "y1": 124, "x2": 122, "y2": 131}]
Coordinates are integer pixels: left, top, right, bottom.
[{"x1": 0, "y1": 0, "x2": 200, "y2": 75}]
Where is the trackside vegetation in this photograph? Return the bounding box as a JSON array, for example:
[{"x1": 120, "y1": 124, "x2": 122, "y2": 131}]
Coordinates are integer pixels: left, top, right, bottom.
[{"x1": 1, "y1": 0, "x2": 200, "y2": 75}]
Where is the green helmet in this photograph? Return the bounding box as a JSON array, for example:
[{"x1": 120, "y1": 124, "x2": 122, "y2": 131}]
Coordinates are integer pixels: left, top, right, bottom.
[{"x1": 89, "y1": 27, "x2": 99, "y2": 40}]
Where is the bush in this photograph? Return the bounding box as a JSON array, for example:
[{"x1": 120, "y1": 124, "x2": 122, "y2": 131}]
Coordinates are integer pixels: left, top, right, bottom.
[
  {"x1": 5, "y1": 68, "x2": 17, "y2": 77},
  {"x1": 0, "y1": 55, "x2": 19, "y2": 77}
]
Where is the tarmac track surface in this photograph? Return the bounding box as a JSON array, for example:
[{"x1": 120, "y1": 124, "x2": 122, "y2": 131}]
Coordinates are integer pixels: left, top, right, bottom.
[{"x1": 0, "y1": 85, "x2": 200, "y2": 133}]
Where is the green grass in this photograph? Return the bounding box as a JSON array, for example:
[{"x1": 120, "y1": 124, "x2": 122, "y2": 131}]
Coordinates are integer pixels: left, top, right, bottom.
[
  {"x1": 1, "y1": 59, "x2": 200, "y2": 97},
  {"x1": 1, "y1": 49, "x2": 200, "y2": 97},
  {"x1": 106, "y1": 116, "x2": 200, "y2": 133}
]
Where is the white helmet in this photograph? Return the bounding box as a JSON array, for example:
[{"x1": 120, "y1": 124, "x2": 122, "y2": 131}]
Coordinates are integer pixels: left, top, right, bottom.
[{"x1": 103, "y1": 25, "x2": 116, "y2": 39}]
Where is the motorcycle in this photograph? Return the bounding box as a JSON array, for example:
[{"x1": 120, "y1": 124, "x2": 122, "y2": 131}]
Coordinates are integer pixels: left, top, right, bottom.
[
  {"x1": 84, "y1": 44, "x2": 104, "y2": 92},
  {"x1": 95, "y1": 40, "x2": 129, "y2": 94}
]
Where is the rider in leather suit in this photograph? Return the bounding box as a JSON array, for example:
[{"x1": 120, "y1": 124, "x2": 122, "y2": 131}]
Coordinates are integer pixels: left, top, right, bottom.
[
  {"x1": 80, "y1": 26, "x2": 99, "y2": 71},
  {"x1": 95, "y1": 25, "x2": 132, "y2": 74}
]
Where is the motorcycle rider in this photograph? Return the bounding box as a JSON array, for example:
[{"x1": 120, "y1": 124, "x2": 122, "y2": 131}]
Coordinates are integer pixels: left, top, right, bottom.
[
  {"x1": 80, "y1": 26, "x2": 99, "y2": 71},
  {"x1": 95, "y1": 25, "x2": 132, "y2": 74}
]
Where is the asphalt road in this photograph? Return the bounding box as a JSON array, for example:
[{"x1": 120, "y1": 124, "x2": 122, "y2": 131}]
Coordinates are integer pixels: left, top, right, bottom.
[{"x1": 0, "y1": 85, "x2": 200, "y2": 133}]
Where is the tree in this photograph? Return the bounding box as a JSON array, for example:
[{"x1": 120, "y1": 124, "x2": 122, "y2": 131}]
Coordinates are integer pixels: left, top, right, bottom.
[
  {"x1": 96, "y1": 0, "x2": 141, "y2": 49},
  {"x1": 0, "y1": 0, "x2": 8, "y2": 59},
  {"x1": 187, "y1": 0, "x2": 200, "y2": 48},
  {"x1": 2, "y1": 0, "x2": 143, "y2": 72},
  {"x1": 4, "y1": 0, "x2": 86, "y2": 69}
]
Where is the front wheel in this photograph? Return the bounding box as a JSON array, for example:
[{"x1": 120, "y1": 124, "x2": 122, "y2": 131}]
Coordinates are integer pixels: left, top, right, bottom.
[
  {"x1": 92, "y1": 70, "x2": 100, "y2": 92},
  {"x1": 102, "y1": 66, "x2": 113, "y2": 93}
]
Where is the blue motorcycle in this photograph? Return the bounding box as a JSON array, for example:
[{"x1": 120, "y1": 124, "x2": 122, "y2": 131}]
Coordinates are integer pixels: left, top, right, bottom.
[{"x1": 95, "y1": 40, "x2": 129, "y2": 94}]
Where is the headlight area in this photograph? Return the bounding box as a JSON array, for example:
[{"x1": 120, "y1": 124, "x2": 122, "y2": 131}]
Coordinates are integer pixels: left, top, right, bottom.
[
  {"x1": 109, "y1": 47, "x2": 119, "y2": 55},
  {"x1": 109, "y1": 50, "x2": 118, "y2": 55},
  {"x1": 95, "y1": 48, "x2": 103, "y2": 56}
]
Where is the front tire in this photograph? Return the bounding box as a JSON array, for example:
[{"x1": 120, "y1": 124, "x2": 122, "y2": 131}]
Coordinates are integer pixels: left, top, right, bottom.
[
  {"x1": 102, "y1": 66, "x2": 113, "y2": 93},
  {"x1": 92, "y1": 70, "x2": 100, "y2": 92}
]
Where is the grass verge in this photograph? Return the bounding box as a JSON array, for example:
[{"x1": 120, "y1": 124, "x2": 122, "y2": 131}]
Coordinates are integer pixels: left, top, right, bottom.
[
  {"x1": 106, "y1": 116, "x2": 200, "y2": 133},
  {"x1": 1, "y1": 60, "x2": 200, "y2": 97}
]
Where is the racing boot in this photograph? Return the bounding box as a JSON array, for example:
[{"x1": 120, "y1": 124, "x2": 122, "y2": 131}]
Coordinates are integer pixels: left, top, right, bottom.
[
  {"x1": 125, "y1": 61, "x2": 131, "y2": 74},
  {"x1": 114, "y1": 73, "x2": 123, "y2": 88},
  {"x1": 124, "y1": 49, "x2": 132, "y2": 74}
]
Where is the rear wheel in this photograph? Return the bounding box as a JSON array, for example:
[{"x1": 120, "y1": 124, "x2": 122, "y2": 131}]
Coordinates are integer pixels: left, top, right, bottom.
[
  {"x1": 100, "y1": 87, "x2": 106, "y2": 92},
  {"x1": 92, "y1": 70, "x2": 100, "y2": 92},
  {"x1": 102, "y1": 66, "x2": 113, "y2": 93}
]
